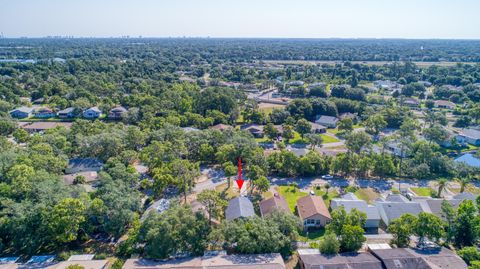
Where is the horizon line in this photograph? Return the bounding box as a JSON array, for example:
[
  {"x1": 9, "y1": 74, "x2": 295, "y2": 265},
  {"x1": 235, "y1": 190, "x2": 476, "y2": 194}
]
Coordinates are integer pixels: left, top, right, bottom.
[{"x1": 2, "y1": 35, "x2": 480, "y2": 41}]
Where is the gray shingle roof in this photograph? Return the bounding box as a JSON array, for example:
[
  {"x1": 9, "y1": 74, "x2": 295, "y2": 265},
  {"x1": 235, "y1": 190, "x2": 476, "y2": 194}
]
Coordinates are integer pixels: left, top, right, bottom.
[
  {"x1": 315, "y1": 115, "x2": 338, "y2": 125},
  {"x1": 299, "y1": 251, "x2": 383, "y2": 269},
  {"x1": 10, "y1": 106, "x2": 34, "y2": 114},
  {"x1": 331, "y1": 193, "x2": 380, "y2": 221},
  {"x1": 225, "y1": 196, "x2": 255, "y2": 221},
  {"x1": 460, "y1": 128, "x2": 480, "y2": 139}
]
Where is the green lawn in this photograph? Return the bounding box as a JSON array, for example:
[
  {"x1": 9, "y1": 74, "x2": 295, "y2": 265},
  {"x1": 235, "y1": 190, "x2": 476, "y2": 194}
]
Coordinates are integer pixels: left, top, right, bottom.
[
  {"x1": 354, "y1": 188, "x2": 380, "y2": 204},
  {"x1": 411, "y1": 187, "x2": 434, "y2": 197},
  {"x1": 312, "y1": 188, "x2": 339, "y2": 207},
  {"x1": 298, "y1": 229, "x2": 325, "y2": 242},
  {"x1": 327, "y1": 128, "x2": 339, "y2": 135},
  {"x1": 320, "y1": 134, "x2": 340, "y2": 143},
  {"x1": 277, "y1": 185, "x2": 308, "y2": 212}
]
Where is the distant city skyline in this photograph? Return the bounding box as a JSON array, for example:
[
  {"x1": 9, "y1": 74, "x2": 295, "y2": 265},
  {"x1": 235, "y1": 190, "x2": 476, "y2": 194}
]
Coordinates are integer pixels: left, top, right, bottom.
[{"x1": 1, "y1": 0, "x2": 480, "y2": 39}]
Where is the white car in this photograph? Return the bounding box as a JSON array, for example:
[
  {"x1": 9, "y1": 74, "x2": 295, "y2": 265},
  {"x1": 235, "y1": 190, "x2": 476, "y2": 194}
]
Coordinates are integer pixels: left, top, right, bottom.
[{"x1": 322, "y1": 174, "x2": 333, "y2": 180}]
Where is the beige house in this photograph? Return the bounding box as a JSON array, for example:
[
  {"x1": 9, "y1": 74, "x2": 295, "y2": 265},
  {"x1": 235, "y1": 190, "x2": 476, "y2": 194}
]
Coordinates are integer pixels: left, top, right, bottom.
[{"x1": 296, "y1": 195, "x2": 331, "y2": 230}]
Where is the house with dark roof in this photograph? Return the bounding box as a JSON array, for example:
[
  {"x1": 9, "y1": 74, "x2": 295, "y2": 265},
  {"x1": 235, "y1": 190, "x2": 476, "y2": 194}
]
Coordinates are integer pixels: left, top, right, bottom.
[
  {"x1": 315, "y1": 115, "x2": 339, "y2": 128},
  {"x1": 66, "y1": 158, "x2": 104, "y2": 174},
  {"x1": 83, "y1": 106, "x2": 102, "y2": 119},
  {"x1": 225, "y1": 196, "x2": 255, "y2": 221},
  {"x1": 375, "y1": 194, "x2": 424, "y2": 225},
  {"x1": 456, "y1": 128, "x2": 480, "y2": 146},
  {"x1": 210, "y1": 123, "x2": 233, "y2": 131},
  {"x1": 108, "y1": 106, "x2": 128, "y2": 120},
  {"x1": 370, "y1": 247, "x2": 467, "y2": 269},
  {"x1": 331, "y1": 193, "x2": 381, "y2": 229},
  {"x1": 259, "y1": 194, "x2": 291, "y2": 217},
  {"x1": 240, "y1": 124, "x2": 265, "y2": 138},
  {"x1": 298, "y1": 249, "x2": 383, "y2": 269},
  {"x1": 10, "y1": 106, "x2": 34, "y2": 118},
  {"x1": 296, "y1": 195, "x2": 331, "y2": 230},
  {"x1": 434, "y1": 100, "x2": 455, "y2": 109},
  {"x1": 21, "y1": 122, "x2": 72, "y2": 133},
  {"x1": 57, "y1": 107, "x2": 76, "y2": 118}
]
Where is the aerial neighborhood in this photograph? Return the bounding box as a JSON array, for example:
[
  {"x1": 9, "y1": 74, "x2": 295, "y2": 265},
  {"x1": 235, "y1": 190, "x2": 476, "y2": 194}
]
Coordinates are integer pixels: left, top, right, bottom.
[{"x1": 2, "y1": 37, "x2": 480, "y2": 269}]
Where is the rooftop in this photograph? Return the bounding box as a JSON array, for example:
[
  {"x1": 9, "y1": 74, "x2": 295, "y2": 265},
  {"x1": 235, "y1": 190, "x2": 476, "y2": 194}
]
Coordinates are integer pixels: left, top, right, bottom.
[
  {"x1": 259, "y1": 194, "x2": 290, "y2": 217},
  {"x1": 454, "y1": 153, "x2": 480, "y2": 168},
  {"x1": 225, "y1": 196, "x2": 255, "y2": 221},
  {"x1": 122, "y1": 253, "x2": 285, "y2": 269},
  {"x1": 297, "y1": 195, "x2": 331, "y2": 220}
]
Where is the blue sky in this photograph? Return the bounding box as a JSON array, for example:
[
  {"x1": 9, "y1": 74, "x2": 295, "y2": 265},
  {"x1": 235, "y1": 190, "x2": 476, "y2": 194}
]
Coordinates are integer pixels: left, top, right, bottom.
[{"x1": 1, "y1": 0, "x2": 479, "y2": 38}]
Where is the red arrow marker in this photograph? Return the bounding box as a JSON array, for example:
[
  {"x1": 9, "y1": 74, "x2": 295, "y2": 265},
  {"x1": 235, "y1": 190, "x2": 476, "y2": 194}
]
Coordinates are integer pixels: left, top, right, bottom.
[
  {"x1": 236, "y1": 157, "x2": 244, "y2": 190},
  {"x1": 236, "y1": 179, "x2": 245, "y2": 190}
]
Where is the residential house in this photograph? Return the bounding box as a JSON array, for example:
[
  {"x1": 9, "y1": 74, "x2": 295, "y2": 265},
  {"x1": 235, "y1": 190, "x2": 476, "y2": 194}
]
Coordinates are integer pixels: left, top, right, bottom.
[
  {"x1": 122, "y1": 253, "x2": 285, "y2": 269},
  {"x1": 331, "y1": 193, "x2": 381, "y2": 230},
  {"x1": 66, "y1": 158, "x2": 104, "y2": 174},
  {"x1": 9, "y1": 106, "x2": 34, "y2": 118},
  {"x1": 45, "y1": 255, "x2": 108, "y2": 269},
  {"x1": 33, "y1": 107, "x2": 56, "y2": 118},
  {"x1": 339, "y1": 112, "x2": 357, "y2": 122},
  {"x1": 374, "y1": 80, "x2": 400, "y2": 90},
  {"x1": 240, "y1": 124, "x2": 265, "y2": 138},
  {"x1": 288, "y1": 80, "x2": 304, "y2": 87},
  {"x1": 21, "y1": 122, "x2": 72, "y2": 133},
  {"x1": 182, "y1": 127, "x2": 201, "y2": 132},
  {"x1": 0, "y1": 257, "x2": 19, "y2": 264},
  {"x1": 298, "y1": 249, "x2": 383, "y2": 269},
  {"x1": 259, "y1": 194, "x2": 291, "y2": 217},
  {"x1": 455, "y1": 153, "x2": 480, "y2": 168},
  {"x1": 370, "y1": 247, "x2": 467, "y2": 269},
  {"x1": 453, "y1": 192, "x2": 477, "y2": 201},
  {"x1": 62, "y1": 171, "x2": 99, "y2": 185},
  {"x1": 83, "y1": 106, "x2": 102, "y2": 119},
  {"x1": 57, "y1": 107, "x2": 76, "y2": 118},
  {"x1": 375, "y1": 194, "x2": 424, "y2": 225},
  {"x1": 108, "y1": 106, "x2": 128, "y2": 120},
  {"x1": 225, "y1": 196, "x2": 255, "y2": 221},
  {"x1": 296, "y1": 195, "x2": 331, "y2": 230},
  {"x1": 310, "y1": 122, "x2": 327, "y2": 134},
  {"x1": 402, "y1": 97, "x2": 420, "y2": 107},
  {"x1": 315, "y1": 115, "x2": 339, "y2": 128},
  {"x1": 434, "y1": 100, "x2": 456, "y2": 109},
  {"x1": 412, "y1": 197, "x2": 464, "y2": 220},
  {"x1": 46, "y1": 260, "x2": 109, "y2": 269},
  {"x1": 456, "y1": 128, "x2": 480, "y2": 146},
  {"x1": 385, "y1": 141, "x2": 409, "y2": 158},
  {"x1": 418, "y1": 81, "x2": 433, "y2": 87},
  {"x1": 210, "y1": 123, "x2": 233, "y2": 131}
]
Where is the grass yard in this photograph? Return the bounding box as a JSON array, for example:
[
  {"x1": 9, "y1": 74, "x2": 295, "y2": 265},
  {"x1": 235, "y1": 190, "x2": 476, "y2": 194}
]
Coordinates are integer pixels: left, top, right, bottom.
[
  {"x1": 298, "y1": 229, "x2": 325, "y2": 242},
  {"x1": 215, "y1": 180, "x2": 239, "y2": 199},
  {"x1": 354, "y1": 188, "x2": 380, "y2": 204},
  {"x1": 320, "y1": 134, "x2": 340, "y2": 143},
  {"x1": 312, "y1": 188, "x2": 339, "y2": 207},
  {"x1": 411, "y1": 187, "x2": 434, "y2": 197},
  {"x1": 276, "y1": 185, "x2": 308, "y2": 212}
]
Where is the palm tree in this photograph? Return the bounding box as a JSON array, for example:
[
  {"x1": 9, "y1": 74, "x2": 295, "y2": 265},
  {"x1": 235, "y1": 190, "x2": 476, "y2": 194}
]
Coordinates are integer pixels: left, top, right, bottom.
[
  {"x1": 458, "y1": 176, "x2": 471, "y2": 193},
  {"x1": 437, "y1": 178, "x2": 447, "y2": 197},
  {"x1": 324, "y1": 183, "x2": 331, "y2": 194}
]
